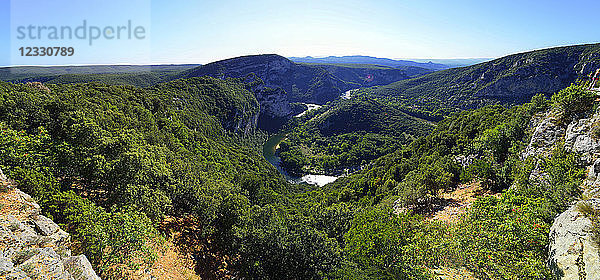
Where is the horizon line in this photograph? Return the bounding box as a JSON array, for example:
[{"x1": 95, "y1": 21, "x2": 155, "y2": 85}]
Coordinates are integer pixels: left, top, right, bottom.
[
  {"x1": 0, "y1": 56, "x2": 495, "y2": 68},
  {"x1": 4, "y1": 42, "x2": 599, "y2": 68}
]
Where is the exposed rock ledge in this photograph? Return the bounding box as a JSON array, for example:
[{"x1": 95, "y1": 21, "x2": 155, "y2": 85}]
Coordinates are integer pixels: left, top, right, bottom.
[
  {"x1": 548, "y1": 199, "x2": 600, "y2": 280},
  {"x1": 0, "y1": 175, "x2": 100, "y2": 279},
  {"x1": 523, "y1": 108, "x2": 600, "y2": 279}
]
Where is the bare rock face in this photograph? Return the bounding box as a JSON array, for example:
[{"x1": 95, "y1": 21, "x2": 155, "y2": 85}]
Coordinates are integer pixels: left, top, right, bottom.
[
  {"x1": 522, "y1": 110, "x2": 566, "y2": 160},
  {"x1": 563, "y1": 111, "x2": 600, "y2": 197},
  {"x1": 585, "y1": 159, "x2": 600, "y2": 198},
  {"x1": 521, "y1": 109, "x2": 600, "y2": 279},
  {"x1": 0, "y1": 179, "x2": 100, "y2": 280},
  {"x1": 63, "y1": 255, "x2": 101, "y2": 280},
  {"x1": 548, "y1": 199, "x2": 600, "y2": 280},
  {"x1": 564, "y1": 113, "x2": 600, "y2": 164}
]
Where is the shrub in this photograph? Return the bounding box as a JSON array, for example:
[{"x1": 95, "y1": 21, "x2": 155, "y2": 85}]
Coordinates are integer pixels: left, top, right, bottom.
[
  {"x1": 441, "y1": 147, "x2": 584, "y2": 279},
  {"x1": 551, "y1": 84, "x2": 596, "y2": 118},
  {"x1": 233, "y1": 205, "x2": 342, "y2": 280},
  {"x1": 591, "y1": 120, "x2": 600, "y2": 140},
  {"x1": 47, "y1": 191, "x2": 157, "y2": 279},
  {"x1": 343, "y1": 206, "x2": 431, "y2": 279},
  {"x1": 449, "y1": 192, "x2": 553, "y2": 279},
  {"x1": 529, "y1": 93, "x2": 550, "y2": 115}
]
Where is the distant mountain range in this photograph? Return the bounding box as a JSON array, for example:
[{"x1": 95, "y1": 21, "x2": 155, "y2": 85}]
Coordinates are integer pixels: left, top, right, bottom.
[
  {"x1": 5, "y1": 44, "x2": 599, "y2": 124},
  {"x1": 289, "y1": 55, "x2": 455, "y2": 70},
  {"x1": 407, "y1": 58, "x2": 493, "y2": 68}
]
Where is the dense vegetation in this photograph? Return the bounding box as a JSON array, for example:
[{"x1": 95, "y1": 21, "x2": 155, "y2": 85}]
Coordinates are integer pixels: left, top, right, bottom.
[
  {"x1": 283, "y1": 85, "x2": 587, "y2": 279},
  {"x1": 0, "y1": 78, "x2": 295, "y2": 278},
  {"x1": 361, "y1": 43, "x2": 600, "y2": 119},
  {"x1": 0, "y1": 65, "x2": 199, "y2": 87},
  {"x1": 279, "y1": 96, "x2": 434, "y2": 175},
  {"x1": 0, "y1": 66, "x2": 593, "y2": 280}
]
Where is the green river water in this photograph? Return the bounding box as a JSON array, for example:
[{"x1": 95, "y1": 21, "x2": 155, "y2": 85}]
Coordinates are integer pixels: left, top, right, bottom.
[{"x1": 262, "y1": 133, "x2": 338, "y2": 186}]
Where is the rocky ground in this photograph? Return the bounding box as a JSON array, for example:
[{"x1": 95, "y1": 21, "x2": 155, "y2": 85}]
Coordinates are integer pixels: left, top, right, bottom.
[
  {"x1": 431, "y1": 267, "x2": 477, "y2": 280},
  {"x1": 524, "y1": 108, "x2": 600, "y2": 280},
  {"x1": 0, "y1": 171, "x2": 100, "y2": 280},
  {"x1": 548, "y1": 199, "x2": 600, "y2": 279}
]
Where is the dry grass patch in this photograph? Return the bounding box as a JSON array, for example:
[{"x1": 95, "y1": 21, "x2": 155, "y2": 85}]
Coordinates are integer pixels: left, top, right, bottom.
[
  {"x1": 427, "y1": 181, "x2": 496, "y2": 223},
  {"x1": 132, "y1": 240, "x2": 200, "y2": 280}
]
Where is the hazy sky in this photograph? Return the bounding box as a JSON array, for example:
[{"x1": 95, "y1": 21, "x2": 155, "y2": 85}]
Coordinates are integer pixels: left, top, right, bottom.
[{"x1": 1, "y1": 0, "x2": 599, "y2": 66}]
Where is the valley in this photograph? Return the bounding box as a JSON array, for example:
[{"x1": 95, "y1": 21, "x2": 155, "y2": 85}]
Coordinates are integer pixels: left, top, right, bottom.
[
  {"x1": 1, "y1": 44, "x2": 600, "y2": 280},
  {"x1": 262, "y1": 132, "x2": 340, "y2": 187},
  {"x1": 5, "y1": 0, "x2": 600, "y2": 279}
]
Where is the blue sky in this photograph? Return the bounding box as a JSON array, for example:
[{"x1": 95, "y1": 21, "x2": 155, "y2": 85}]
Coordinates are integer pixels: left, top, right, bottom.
[{"x1": 1, "y1": 0, "x2": 599, "y2": 66}]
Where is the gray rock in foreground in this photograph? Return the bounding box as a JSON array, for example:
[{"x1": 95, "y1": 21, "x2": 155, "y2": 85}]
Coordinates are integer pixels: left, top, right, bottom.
[
  {"x1": 548, "y1": 199, "x2": 600, "y2": 280},
  {"x1": 522, "y1": 109, "x2": 600, "y2": 279},
  {"x1": 0, "y1": 183, "x2": 101, "y2": 280}
]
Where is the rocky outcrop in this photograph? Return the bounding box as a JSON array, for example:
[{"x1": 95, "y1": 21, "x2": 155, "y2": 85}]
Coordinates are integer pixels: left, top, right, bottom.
[
  {"x1": 564, "y1": 113, "x2": 600, "y2": 165},
  {"x1": 254, "y1": 87, "x2": 293, "y2": 119},
  {"x1": 584, "y1": 159, "x2": 600, "y2": 199},
  {"x1": 231, "y1": 103, "x2": 260, "y2": 135},
  {"x1": 241, "y1": 74, "x2": 295, "y2": 132},
  {"x1": 0, "y1": 179, "x2": 100, "y2": 280},
  {"x1": 564, "y1": 111, "x2": 600, "y2": 198},
  {"x1": 548, "y1": 199, "x2": 600, "y2": 280},
  {"x1": 522, "y1": 110, "x2": 566, "y2": 159},
  {"x1": 522, "y1": 107, "x2": 600, "y2": 279}
]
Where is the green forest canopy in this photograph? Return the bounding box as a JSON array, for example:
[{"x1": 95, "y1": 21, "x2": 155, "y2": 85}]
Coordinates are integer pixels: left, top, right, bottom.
[{"x1": 0, "y1": 77, "x2": 591, "y2": 279}]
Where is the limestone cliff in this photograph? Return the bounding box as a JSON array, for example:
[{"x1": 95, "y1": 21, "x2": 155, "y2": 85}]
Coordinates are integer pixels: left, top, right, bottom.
[
  {"x1": 0, "y1": 172, "x2": 100, "y2": 280},
  {"x1": 522, "y1": 108, "x2": 600, "y2": 279},
  {"x1": 182, "y1": 54, "x2": 351, "y2": 105}
]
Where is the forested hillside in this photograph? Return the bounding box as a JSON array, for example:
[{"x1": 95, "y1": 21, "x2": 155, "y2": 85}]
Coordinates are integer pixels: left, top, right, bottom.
[
  {"x1": 365, "y1": 43, "x2": 600, "y2": 119},
  {"x1": 181, "y1": 54, "x2": 350, "y2": 104},
  {"x1": 276, "y1": 44, "x2": 600, "y2": 177},
  {"x1": 1, "y1": 45, "x2": 599, "y2": 280},
  {"x1": 289, "y1": 85, "x2": 592, "y2": 279},
  {"x1": 182, "y1": 54, "x2": 432, "y2": 105},
  {"x1": 0, "y1": 65, "x2": 200, "y2": 87},
  {"x1": 0, "y1": 78, "x2": 300, "y2": 278},
  {"x1": 279, "y1": 96, "x2": 434, "y2": 175}
]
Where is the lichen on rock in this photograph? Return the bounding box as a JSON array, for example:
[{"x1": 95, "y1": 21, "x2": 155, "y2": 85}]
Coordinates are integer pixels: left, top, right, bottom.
[
  {"x1": 524, "y1": 106, "x2": 600, "y2": 279},
  {"x1": 0, "y1": 173, "x2": 100, "y2": 280},
  {"x1": 548, "y1": 199, "x2": 600, "y2": 280}
]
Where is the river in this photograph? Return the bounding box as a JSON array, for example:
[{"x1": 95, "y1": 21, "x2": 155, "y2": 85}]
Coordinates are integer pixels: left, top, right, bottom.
[
  {"x1": 294, "y1": 104, "x2": 322, "y2": 117},
  {"x1": 262, "y1": 133, "x2": 338, "y2": 187}
]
